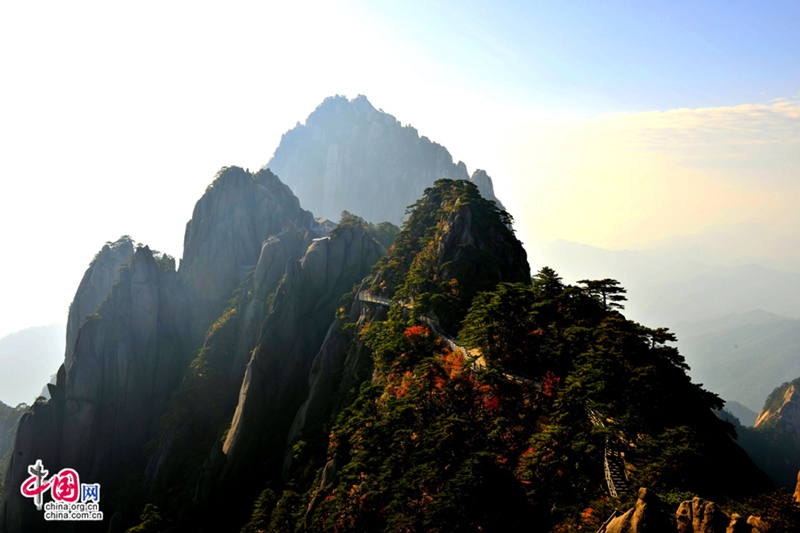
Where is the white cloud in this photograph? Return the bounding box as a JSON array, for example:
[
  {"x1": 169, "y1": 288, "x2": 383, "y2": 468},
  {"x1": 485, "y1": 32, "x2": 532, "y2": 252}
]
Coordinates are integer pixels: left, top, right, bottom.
[{"x1": 496, "y1": 98, "x2": 800, "y2": 251}]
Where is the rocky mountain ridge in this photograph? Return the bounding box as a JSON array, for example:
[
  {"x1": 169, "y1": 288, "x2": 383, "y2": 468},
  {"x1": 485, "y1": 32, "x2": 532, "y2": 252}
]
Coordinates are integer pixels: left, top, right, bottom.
[
  {"x1": 0, "y1": 166, "x2": 326, "y2": 532},
  {"x1": 266, "y1": 94, "x2": 506, "y2": 226},
  {"x1": 0, "y1": 99, "x2": 793, "y2": 533}
]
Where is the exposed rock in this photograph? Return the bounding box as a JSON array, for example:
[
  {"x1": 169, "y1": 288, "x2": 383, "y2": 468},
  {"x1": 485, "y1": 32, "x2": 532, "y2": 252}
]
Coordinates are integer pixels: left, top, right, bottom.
[
  {"x1": 0, "y1": 247, "x2": 193, "y2": 533},
  {"x1": 62, "y1": 247, "x2": 192, "y2": 487},
  {"x1": 180, "y1": 166, "x2": 313, "y2": 333},
  {"x1": 142, "y1": 229, "x2": 313, "y2": 497},
  {"x1": 65, "y1": 236, "x2": 134, "y2": 372},
  {"x1": 755, "y1": 378, "x2": 800, "y2": 444},
  {"x1": 221, "y1": 221, "x2": 385, "y2": 494},
  {"x1": 795, "y1": 470, "x2": 800, "y2": 504},
  {"x1": 0, "y1": 349, "x2": 67, "y2": 532},
  {"x1": 231, "y1": 229, "x2": 312, "y2": 380},
  {"x1": 470, "y1": 169, "x2": 506, "y2": 212},
  {"x1": 267, "y1": 94, "x2": 497, "y2": 226},
  {"x1": 283, "y1": 318, "x2": 351, "y2": 474},
  {"x1": 602, "y1": 492, "x2": 771, "y2": 533},
  {"x1": 726, "y1": 514, "x2": 753, "y2": 533},
  {"x1": 676, "y1": 497, "x2": 732, "y2": 533},
  {"x1": 1, "y1": 164, "x2": 318, "y2": 532},
  {"x1": 606, "y1": 488, "x2": 672, "y2": 533},
  {"x1": 746, "y1": 515, "x2": 769, "y2": 533}
]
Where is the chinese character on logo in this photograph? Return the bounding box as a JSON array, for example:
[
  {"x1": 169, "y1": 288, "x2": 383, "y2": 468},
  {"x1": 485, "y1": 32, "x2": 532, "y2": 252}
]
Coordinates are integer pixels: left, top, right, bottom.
[
  {"x1": 50, "y1": 469, "x2": 80, "y2": 503},
  {"x1": 20, "y1": 460, "x2": 51, "y2": 510},
  {"x1": 81, "y1": 483, "x2": 100, "y2": 503}
]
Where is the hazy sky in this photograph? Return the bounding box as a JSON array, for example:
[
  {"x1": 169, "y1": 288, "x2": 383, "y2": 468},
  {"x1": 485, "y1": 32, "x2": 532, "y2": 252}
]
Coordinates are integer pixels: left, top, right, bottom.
[{"x1": 1, "y1": 1, "x2": 799, "y2": 338}]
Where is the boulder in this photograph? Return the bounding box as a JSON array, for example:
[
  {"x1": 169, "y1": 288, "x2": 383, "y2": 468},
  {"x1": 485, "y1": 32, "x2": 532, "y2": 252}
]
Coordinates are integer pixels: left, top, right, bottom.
[{"x1": 606, "y1": 488, "x2": 672, "y2": 533}]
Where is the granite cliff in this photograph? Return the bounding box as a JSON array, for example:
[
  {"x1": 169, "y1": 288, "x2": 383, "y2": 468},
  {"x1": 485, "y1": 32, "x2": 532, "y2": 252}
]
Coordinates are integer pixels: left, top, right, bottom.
[
  {"x1": 65, "y1": 236, "x2": 135, "y2": 373},
  {"x1": 0, "y1": 166, "x2": 319, "y2": 532},
  {"x1": 219, "y1": 220, "x2": 385, "y2": 502},
  {"x1": 599, "y1": 488, "x2": 773, "y2": 533},
  {"x1": 727, "y1": 376, "x2": 800, "y2": 492},
  {"x1": 180, "y1": 166, "x2": 313, "y2": 336},
  {"x1": 266, "y1": 95, "x2": 506, "y2": 226}
]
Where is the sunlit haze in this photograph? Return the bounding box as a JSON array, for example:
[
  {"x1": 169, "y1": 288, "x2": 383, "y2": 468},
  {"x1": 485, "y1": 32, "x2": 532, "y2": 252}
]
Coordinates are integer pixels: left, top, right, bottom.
[{"x1": 1, "y1": 0, "x2": 799, "y2": 338}]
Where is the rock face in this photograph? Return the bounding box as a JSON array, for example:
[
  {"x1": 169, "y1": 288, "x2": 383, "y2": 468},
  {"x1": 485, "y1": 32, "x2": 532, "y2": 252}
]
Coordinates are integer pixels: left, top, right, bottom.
[
  {"x1": 754, "y1": 377, "x2": 800, "y2": 442},
  {"x1": 604, "y1": 490, "x2": 771, "y2": 533},
  {"x1": 606, "y1": 488, "x2": 672, "y2": 533},
  {"x1": 141, "y1": 229, "x2": 314, "y2": 499},
  {"x1": 60, "y1": 248, "x2": 191, "y2": 486},
  {"x1": 180, "y1": 166, "x2": 313, "y2": 332},
  {"x1": 266, "y1": 95, "x2": 505, "y2": 226},
  {"x1": 65, "y1": 236, "x2": 134, "y2": 372},
  {"x1": 221, "y1": 222, "x2": 385, "y2": 493},
  {"x1": 1, "y1": 166, "x2": 314, "y2": 532},
  {"x1": 676, "y1": 497, "x2": 731, "y2": 533},
  {"x1": 795, "y1": 470, "x2": 800, "y2": 504},
  {"x1": 470, "y1": 168, "x2": 507, "y2": 214},
  {"x1": 0, "y1": 247, "x2": 191, "y2": 533}
]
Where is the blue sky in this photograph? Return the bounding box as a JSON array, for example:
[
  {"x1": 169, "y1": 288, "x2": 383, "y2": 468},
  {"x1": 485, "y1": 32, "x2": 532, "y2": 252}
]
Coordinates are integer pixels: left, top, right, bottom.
[{"x1": 359, "y1": 1, "x2": 800, "y2": 111}]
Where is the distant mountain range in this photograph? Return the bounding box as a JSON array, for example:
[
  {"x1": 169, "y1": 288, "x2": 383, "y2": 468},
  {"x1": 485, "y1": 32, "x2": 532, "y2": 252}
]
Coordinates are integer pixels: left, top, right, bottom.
[
  {"x1": 0, "y1": 324, "x2": 64, "y2": 407},
  {"x1": 675, "y1": 311, "x2": 800, "y2": 413},
  {"x1": 536, "y1": 239, "x2": 800, "y2": 413}
]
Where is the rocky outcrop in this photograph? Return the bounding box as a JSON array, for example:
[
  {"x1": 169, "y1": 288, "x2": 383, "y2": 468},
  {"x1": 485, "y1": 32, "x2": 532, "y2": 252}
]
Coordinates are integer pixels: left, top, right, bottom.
[
  {"x1": 266, "y1": 95, "x2": 505, "y2": 226},
  {"x1": 603, "y1": 490, "x2": 771, "y2": 533},
  {"x1": 755, "y1": 378, "x2": 800, "y2": 443},
  {"x1": 794, "y1": 470, "x2": 800, "y2": 504},
  {"x1": 676, "y1": 498, "x2": 731, "y2": 533},
  {"x1": 1, "y1": 247, "x2": 192, "y2": 532},
  {"x1": 282, "y1": 280, "x2": 376, "y2": 475},
  {"x1": 180, "y1": 166, "x2": 313, "y2": 332},
  {"x1": 141, "y1": 229, "x2": 313, "y2": 499},
  {"x1": 221, "y1": 222, "x2": 385, "y2": 492},
  {"x1": 470, "y1": 169, "x2": 506, "y2": 212},
  {"x1": 436, "y1": 198, "x2": 528, "y2": 285},
  {"x1": 60, "y1": 247, "x2": 192, "y2": 486},
  {"x1": 0, "y1": 396, "x2": 64, "y2": 532},
  {"x1": 606, "y1": 488, "x2": 672, "y2": 533},
  {"x1": 65, "y1": 235, "x2": 134, "y2": 372},
  {"x1": 1, "y1": 164, "x2": 319, "y2": 532}
]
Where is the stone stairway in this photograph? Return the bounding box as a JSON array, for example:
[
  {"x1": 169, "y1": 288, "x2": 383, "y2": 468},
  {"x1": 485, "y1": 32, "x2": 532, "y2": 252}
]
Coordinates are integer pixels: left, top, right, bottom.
[{"x1": 604, "y1": 443, "x2": 630, "y2": 498}]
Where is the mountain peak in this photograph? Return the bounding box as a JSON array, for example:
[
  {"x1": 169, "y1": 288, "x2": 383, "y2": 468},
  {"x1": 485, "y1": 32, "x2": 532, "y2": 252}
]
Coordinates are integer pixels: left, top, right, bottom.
[
  {"x1": 305, "y1": 94, "x2": 379, "y2": 126},
  {"x1": 266, "y1": 95, "x2": 474, "y2": 225}
]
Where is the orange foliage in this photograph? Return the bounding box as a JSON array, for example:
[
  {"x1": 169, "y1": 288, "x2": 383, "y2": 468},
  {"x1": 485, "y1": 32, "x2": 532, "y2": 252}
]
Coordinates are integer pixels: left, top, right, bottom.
[
  {"x1": 440, "y1": 347, "x2": 465, "y2": 378},
  {"x1": 404, "y1": 325, "x2": 429, "y2": 342},
  {"x1": 542, "y1": 370, "x2": 561, "y2": 397}
]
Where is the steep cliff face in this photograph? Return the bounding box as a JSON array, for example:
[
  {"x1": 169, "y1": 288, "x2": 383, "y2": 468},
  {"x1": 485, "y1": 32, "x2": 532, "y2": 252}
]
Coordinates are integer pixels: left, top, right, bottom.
[
  {"x1": 180, "y1": 166, "x2": 313, "y2": 332},
  {"x1": 60, "y1": 248, "x2": 191, "y2": 485},
  {"x1": 1, "y1": 166, "x2": 315, "y2": 532},
  {"x1": 266, "y1": 95, "x2": 505, "y2": 226},
  {"x1": 732, "y1": 377, "x2": 800, "y2": 490},
  {"x1": 754, "y1": 378, "x2": 800, "y2": 439},
  {"x1": 1, "y1": 247, "x2": 191, "y2": 532},
  {"x1": 65, "y1": 236, "x2": 134, "y2": 372},
  {"x1": 220, "y1": 222, "x2": 385, "y2": 492},
  {"x1": 141, "y1": 229, "x2": 313, "y2": 502}
]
